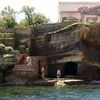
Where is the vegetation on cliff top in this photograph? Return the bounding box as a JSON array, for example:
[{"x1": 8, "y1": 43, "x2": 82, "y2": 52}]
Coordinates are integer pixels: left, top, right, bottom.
[
  {"x1": 77, "y1": 22, "x2": 100, "y2": 45},
  {"x1": 0, "y1": 5, "x2": 50, "y2": 28}
]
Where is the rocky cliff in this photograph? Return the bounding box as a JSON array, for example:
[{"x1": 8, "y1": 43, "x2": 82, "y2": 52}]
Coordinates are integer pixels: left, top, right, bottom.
[{"x1": 33, "y1": 22, "x2": 100, "y2": 80}]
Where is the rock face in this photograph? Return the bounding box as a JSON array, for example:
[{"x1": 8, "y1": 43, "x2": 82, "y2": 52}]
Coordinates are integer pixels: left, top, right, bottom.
[
  {"x1": 30, "y1": 22, "x2": 100, "y2": 80},
  {"x1": 0, "y1": 28, "x2": 32, "y2": 48},
  {"x1": 6, "y1": 56, "x2": 48, "y2": 84},
  {"x1": 0, "y1": 22, "x2": 100, "y2": 82},
  {"x1": 7, "y1": 65, "x2": 37, "y2": 84},
  {"x1": 31, "y1": 22, "x2": 75, "y2": 34}
]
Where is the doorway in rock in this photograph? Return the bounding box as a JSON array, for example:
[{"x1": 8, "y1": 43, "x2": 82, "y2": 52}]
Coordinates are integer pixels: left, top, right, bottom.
[
  {"x1": 63, "y1": 62, "x2": 78, "y2": 76},
  {"x1": 38, "y1": 60, "x2": 42, "y2": 79}
]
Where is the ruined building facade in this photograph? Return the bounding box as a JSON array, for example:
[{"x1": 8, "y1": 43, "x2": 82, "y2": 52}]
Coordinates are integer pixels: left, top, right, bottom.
[{"x1": 58, "y1": 2, "x2": 100, "y2": 22}]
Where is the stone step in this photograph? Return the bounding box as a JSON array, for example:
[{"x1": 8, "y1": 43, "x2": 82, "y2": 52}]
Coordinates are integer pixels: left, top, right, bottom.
[{"x1": 13, "y1": 64, "x2": 35, "y2": 72}]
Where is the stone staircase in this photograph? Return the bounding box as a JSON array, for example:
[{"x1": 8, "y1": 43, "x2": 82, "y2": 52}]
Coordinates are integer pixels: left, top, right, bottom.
[
  {"x1": 6, "y1": 64, "x2": 38, "y2": 84},
  {"x1": 13, "y1": 64, "x2": 35, "y2": 71}
]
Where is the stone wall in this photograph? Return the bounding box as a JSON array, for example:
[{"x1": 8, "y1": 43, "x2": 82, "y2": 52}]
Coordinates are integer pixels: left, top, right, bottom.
[
  {"x1": 0, "y1": 28, "x2": 32, "y2": 47},
  {"x1": 0, "y1": 32, "x2": 15, "y2": 47},
  {"x1": 7, "y1": 65, "x2": 37, "y2": 84},
  {"x1": 78, "y1": 64, "x2": 100, "y2": 80},
  {"x1": 0, "y1": 22, "x2": 71, "y2": 48},
  {"x1": 6, "y1": 56, "x2": 48, "y2": 84},
  {"x1": 31, "y1": 22, "x2": 73, "y2": 34},
  {"x1": 33, "y1": 23, "x2": 100, "y2": 80}
]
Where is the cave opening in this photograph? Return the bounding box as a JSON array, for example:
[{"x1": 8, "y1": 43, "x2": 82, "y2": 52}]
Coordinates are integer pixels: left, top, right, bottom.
[{"x1": 63, "y1": 62, "x2": 78, "y2": 76}]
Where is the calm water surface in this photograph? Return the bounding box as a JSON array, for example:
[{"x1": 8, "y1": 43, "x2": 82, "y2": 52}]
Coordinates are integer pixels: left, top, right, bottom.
[{"x1": 0, "y1": 85, "x2": 100, "y2": 100}]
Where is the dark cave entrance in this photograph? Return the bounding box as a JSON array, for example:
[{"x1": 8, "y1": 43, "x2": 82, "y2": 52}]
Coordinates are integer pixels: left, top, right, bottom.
[{"x1": 63, "y1": 62, "x2": 78, "y2": 76}]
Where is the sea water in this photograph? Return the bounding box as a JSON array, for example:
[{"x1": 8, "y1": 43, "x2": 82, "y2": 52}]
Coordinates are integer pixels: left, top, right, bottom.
[{"x1": 0, "y1": 85, "x2": 100, "y2": 100}]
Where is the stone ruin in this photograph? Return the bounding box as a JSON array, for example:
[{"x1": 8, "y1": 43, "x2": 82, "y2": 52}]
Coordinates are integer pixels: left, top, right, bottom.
[
  {"x1": 0, "y1": 22, "x2": 100, "y2": 84},
  {"x1": 30, "y1": 22, "x2": 100, "y2": 80}
]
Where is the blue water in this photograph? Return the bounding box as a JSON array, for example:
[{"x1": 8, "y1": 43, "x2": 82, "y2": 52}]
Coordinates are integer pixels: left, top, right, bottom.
[{"x1": 0, "y1": 85, "x2": 100, "y2": 100}]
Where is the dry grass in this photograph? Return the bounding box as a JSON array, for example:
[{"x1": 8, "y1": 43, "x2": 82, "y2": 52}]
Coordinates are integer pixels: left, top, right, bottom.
[{"x1": 77, "y1": 23, "x2": 100, "y2": 45}]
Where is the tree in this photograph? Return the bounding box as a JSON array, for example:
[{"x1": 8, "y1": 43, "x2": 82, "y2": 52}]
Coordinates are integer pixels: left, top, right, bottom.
[
  {"x1": 21, "y1": 6, "x2": 50, "y2": 27},
  {"x1": 22, "y1": 6, "x2": 34, "y2": 26},
  {"x1": 17, "y1": 19, "x2": 28, "y2": 28},
  {"x1": 32, "y1": 13, "x2": 50, "y2": 26},
  {"x1": 0, "y1": 17, "x2": 4, "y2": 28},
  {"x1": 0, "y1": 6, "x2": 17, "y2": 28}
]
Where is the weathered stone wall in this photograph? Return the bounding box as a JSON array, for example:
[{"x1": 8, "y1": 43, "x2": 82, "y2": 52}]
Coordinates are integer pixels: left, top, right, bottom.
[
  {"x1": 0, "y1": 22, "x2": 70, "y2": 48},
  {"x1": 14, "y1": 28, "x2": 32, "y2": 46},
  {"x1": 0, "y1": 22, "x2": 100, "y2": 81},
  {"x1": 34, "y1": 23, "x2": 100, "y2": 80},
  {"x1": 80, "y1": 42, "x2": 100, "y2": 62},
  {"x1": 48, "y1": 31, "x2": 80, "y2": 55},
  {"x1": 0, "y1": 28, "x2": 32, "y2": 47},
  {"x1": 7, "y1": 65, "x2": 37, "y2": 84},
  {"x1": 78, "y1": 64, "x2": 100, "y2": 80},
  {"x1": 32, "y1": 56, "x2": 48, "y2": 78},
  {"x1": 6, "y1": 56, "x2": 48, "y2": 84},
  {"x1": 31, "y1": 22, "x2": 73, "y2": 34},
  {"x1": 0, "y1": 32, "x2": 15, "y2": 47}
]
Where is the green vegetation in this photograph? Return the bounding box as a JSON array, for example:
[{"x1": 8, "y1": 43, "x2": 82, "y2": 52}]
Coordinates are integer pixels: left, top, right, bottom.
[
  {"x1": 0, "y1": 43, "x2": 16, "y2": 83},
  {"x1": 18, "y1": 6, "x2": 50, "y2": 28},
  {"x1": 49, "y1": 22, "x2": 90, "y2": 34},
  {"x1": 17, "y1": 45, "x2": 30, "y2": 54},
  {"x1": 0, "y1": 32, "x2": 14, "y2": 38},
  {"x1": 0, "y1": 5, "x2": 50, "y2": 28},
  {"x1": 0, "y1": 6, "x2": 16, "y2": 28},
  {"x1": 0, "y1": 33, "x2": 15, "y2": 47},
  {"x1": 21, "y1": 6, "x2": 34, "y2": 26},
  {"x1": 5, "y1": 46, "x2": 14, "y2": 53},
  {"x1": 32, "y1": 13, "x2": 50, "y2": 26},
  {"x1": 17, "y1": 19, "x2": 28, "y2": 28},
  {"x1": 59, "y1": 22, "x2": 89, "y2": 31},
  {"x1": 77, "y1": 22, "x2": 100, "y2": 45}
]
